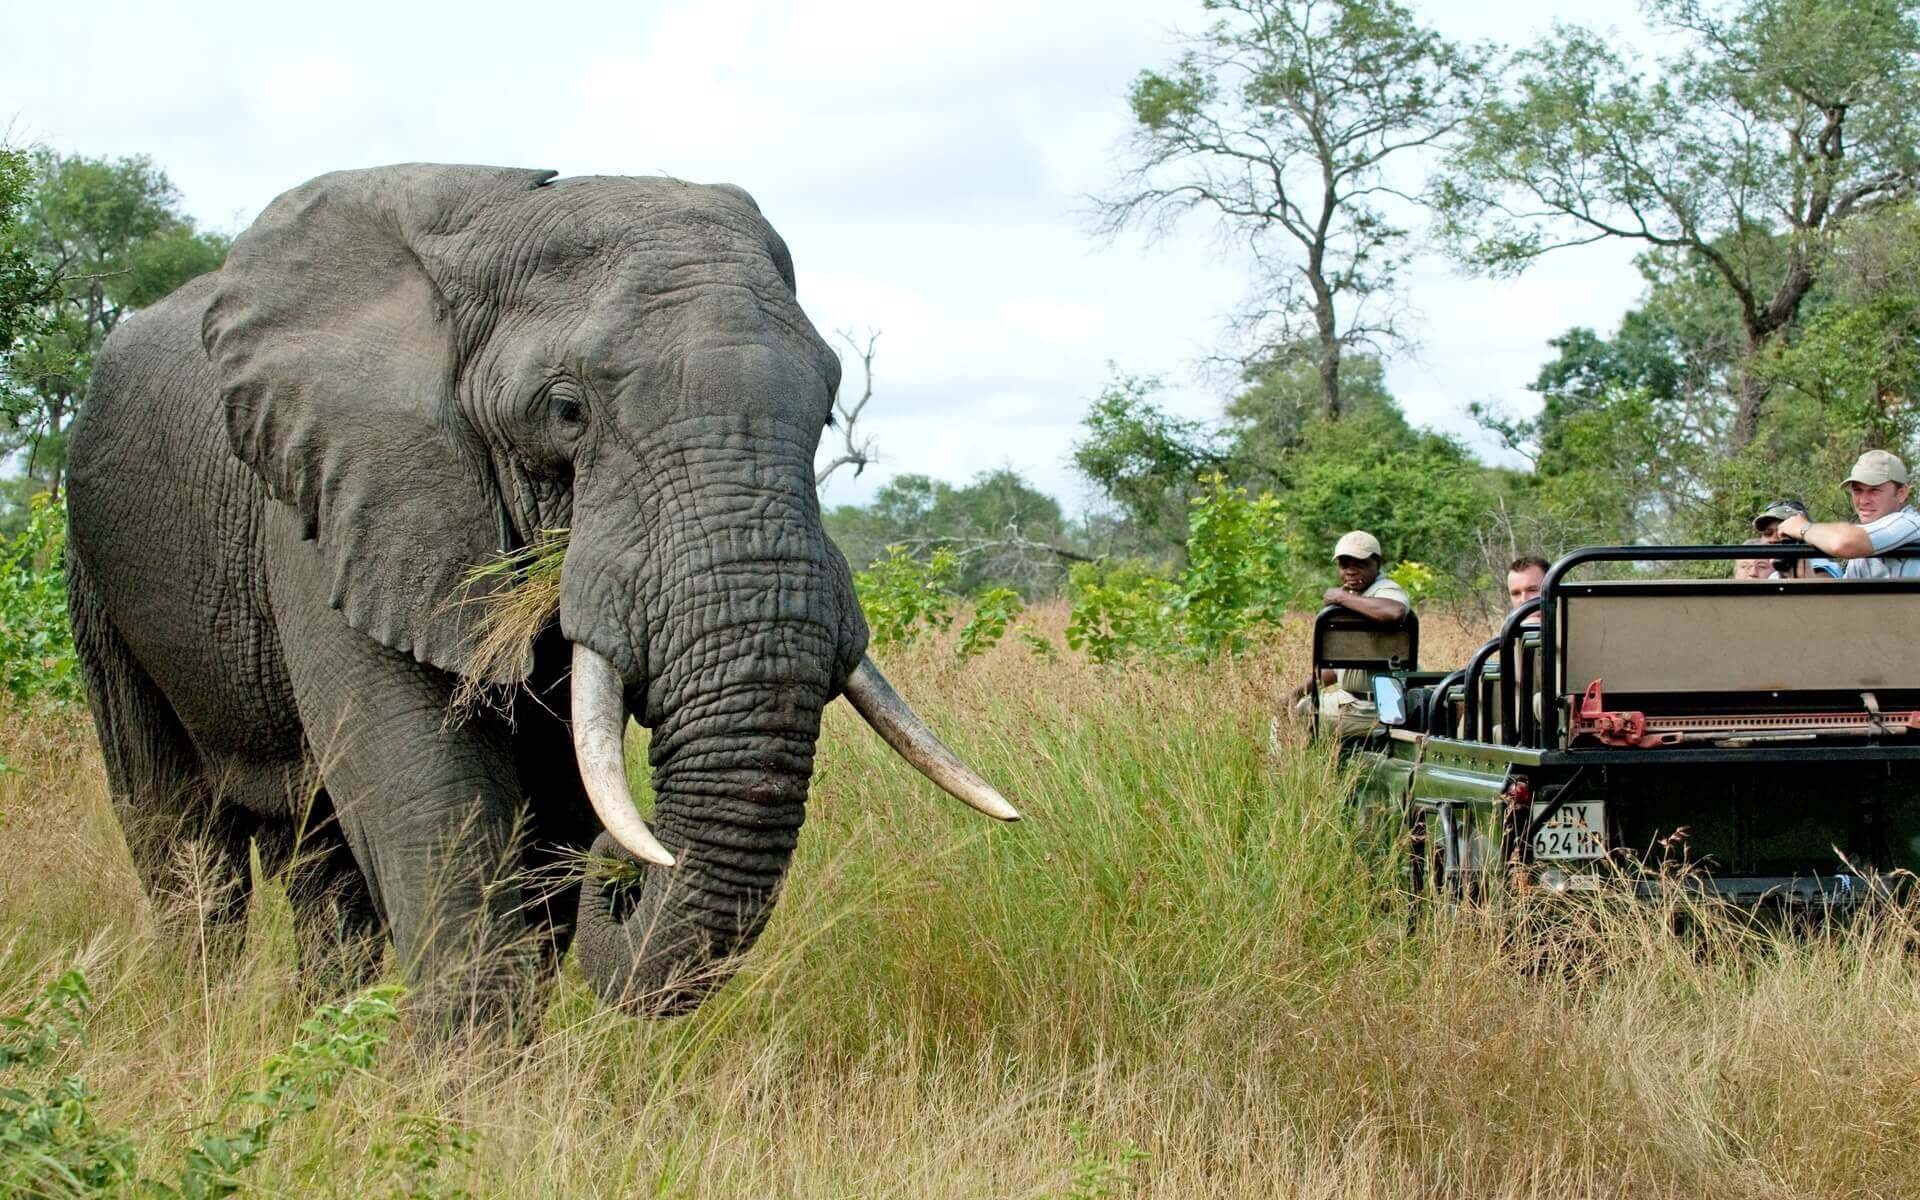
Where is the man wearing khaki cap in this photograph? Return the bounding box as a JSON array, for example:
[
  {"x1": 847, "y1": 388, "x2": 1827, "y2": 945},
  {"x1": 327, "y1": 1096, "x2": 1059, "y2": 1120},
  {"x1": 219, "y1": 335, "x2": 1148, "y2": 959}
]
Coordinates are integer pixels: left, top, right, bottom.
[
  {"x1": 1288, "y1": 530, "x2": 1412, "y2": 717},
  {"x1": 1768, "y1": 450, "x2": 1920, "y2": 579}
]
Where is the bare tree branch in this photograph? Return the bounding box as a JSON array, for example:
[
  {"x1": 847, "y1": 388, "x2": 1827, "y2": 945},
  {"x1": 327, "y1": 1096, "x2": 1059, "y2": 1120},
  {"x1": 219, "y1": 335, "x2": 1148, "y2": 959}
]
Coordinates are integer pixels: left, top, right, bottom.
[{"x1": 816, "y1": 328, "x2": 880, "y2": 488}]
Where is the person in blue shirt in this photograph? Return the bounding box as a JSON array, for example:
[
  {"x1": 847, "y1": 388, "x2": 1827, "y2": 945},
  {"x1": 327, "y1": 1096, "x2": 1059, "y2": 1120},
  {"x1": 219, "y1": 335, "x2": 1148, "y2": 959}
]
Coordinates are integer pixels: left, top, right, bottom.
[{"x1": 1768, "y1": 451, "x2": 1920, "y2": 579}]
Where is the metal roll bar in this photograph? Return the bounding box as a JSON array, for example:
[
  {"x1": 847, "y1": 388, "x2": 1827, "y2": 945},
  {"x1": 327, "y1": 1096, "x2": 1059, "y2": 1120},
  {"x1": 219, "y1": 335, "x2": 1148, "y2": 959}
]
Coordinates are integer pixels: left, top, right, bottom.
[
  {"x1": 1459, "y1": 636, "x2": 1501, "y2": 743},
  {"x1": 1495, "y1": 597, "x2": 1542, "y2": 747},
  {"x1": 1535, "y1": 543, "x2": 1920, "y2": 745}
]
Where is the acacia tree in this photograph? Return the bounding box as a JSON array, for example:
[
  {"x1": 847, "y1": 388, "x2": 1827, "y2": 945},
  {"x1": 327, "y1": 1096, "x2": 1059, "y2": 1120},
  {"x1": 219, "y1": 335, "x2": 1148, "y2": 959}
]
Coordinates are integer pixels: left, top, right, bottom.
[
  {"x1": 1094, "y1": 0, "x2": 1486, "y2": 420},
  {"x1": 1438, "y1": 0, "x2": 1920, "y2": 448},
  {"x1": 4, "y1": 151, "x2": 228, "y2": 496}
]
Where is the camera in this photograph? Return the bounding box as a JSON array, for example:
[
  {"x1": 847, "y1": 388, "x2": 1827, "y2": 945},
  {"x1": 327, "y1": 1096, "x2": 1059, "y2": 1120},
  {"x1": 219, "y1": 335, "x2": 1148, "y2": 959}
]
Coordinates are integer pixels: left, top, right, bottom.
[{"x1": 1771, "y1": 534, "x2": 1802, "y2": 576}]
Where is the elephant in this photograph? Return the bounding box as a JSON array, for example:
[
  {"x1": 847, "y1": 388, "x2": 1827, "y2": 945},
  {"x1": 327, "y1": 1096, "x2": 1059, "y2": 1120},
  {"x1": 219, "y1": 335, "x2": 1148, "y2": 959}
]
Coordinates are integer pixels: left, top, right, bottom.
[{"x1": 63, "y1": 163, "x2": 1015, "y2": 1026}]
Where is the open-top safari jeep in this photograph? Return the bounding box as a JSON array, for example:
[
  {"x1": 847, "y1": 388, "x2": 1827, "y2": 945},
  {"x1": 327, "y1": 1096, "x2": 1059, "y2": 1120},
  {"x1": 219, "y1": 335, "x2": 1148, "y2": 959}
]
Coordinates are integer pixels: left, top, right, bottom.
[{"x1": 1318, "y1": 544, "x2": 1920, "y2": 904}]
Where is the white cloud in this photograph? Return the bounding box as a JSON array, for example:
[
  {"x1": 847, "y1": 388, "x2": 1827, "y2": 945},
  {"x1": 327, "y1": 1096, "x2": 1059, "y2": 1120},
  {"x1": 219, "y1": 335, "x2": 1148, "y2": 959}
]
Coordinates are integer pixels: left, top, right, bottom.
[{"x1": 246, "y1": 52, "x2": 359, "y2": 125}]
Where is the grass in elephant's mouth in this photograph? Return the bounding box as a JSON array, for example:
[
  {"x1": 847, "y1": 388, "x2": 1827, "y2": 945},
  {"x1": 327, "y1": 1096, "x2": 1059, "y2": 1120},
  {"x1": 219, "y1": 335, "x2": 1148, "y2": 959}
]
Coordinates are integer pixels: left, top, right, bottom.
[
  {"x1": 10, "y1": 613, "x2": 1920, "y2": 1198},
  {"x1": 448, "y1": 528, "x2": 569, "y2": 714}
]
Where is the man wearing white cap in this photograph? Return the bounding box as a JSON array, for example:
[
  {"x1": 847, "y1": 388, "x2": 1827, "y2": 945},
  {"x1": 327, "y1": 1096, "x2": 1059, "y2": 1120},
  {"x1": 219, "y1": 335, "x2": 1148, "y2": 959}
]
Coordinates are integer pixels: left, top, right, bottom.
[
  {"x1": 1768, "y1": 450, "x2": 1920, "y2": 579},
  {"x1": 1289, "y1": 530, "x2": 1412, "y2": 717}
]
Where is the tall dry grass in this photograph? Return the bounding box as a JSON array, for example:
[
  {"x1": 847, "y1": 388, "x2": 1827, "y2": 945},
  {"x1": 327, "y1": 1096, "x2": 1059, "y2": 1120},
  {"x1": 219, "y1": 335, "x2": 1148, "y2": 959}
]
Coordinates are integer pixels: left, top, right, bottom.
[{"x1": 5, "y1": 612, "x2": 1920, "y2": 1197}]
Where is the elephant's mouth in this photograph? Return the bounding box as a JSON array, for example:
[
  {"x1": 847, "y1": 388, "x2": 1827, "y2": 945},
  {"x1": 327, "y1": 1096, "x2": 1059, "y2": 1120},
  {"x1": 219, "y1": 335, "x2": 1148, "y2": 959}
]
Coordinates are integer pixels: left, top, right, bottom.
[{"x1": 568, "y1": 643, "x2": 1018, "y2": 868}]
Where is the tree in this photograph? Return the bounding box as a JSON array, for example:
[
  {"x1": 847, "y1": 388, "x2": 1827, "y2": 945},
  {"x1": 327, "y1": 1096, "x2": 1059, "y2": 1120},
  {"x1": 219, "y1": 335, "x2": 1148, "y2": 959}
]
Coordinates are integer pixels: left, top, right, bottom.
[
  {"x1": 3, "y1": 151, "x2": 228, "y2": 497},
  {"x1": 1070, "y1": 371, "x2": 1224, "y2": 555},
  {"x1": 1438, "y1": 0, "x2": 1920, "y2": 447},
  {"x1": 823, "y1": 468, "x2": 1089, "y2": 597},
  {"x1": 1223, "y1": 348, "x2": 1401, "y2": 479},
  {"x1": 1095, "y1": 0, "x2": 1486, "y2": 419},
  {"x1": 0, "y1": 147, "x2": 46, "y2": 372},
  {"x1": 1267, "y1": 400, "x2": 1494, "y2": 583}
]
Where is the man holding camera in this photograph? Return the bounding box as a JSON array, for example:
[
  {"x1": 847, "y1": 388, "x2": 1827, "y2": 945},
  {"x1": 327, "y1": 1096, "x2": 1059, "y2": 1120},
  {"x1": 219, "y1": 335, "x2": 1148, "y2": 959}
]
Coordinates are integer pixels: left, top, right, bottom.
[
  {"x1": 1750, "y1": 499, "x2": 1841, "y2": 579},
  {"x1": 1765, "y1": 450, "x2": 1920, "y2": 579}
]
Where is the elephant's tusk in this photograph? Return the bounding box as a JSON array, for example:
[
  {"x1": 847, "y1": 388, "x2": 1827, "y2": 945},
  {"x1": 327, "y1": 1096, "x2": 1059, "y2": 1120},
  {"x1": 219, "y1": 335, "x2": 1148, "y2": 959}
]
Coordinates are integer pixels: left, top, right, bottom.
[
  {"x1": 840, "y1": 654, "x2": 1020, "y2": 822},
  {"x1": 571, "y1": 644, "x2": 677, "y2": 868}
]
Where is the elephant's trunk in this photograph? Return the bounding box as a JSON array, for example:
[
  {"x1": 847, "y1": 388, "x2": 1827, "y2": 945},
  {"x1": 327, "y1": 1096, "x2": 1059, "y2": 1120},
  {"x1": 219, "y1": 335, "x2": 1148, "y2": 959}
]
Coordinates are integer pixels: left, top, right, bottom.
[{"x1": 570, "y1": 632, "x2": 824, "y2": 1016}]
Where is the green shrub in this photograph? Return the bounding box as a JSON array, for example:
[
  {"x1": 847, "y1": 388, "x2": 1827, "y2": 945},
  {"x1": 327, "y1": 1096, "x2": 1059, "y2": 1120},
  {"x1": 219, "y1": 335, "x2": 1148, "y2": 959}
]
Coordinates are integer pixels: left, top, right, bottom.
[
  {"x1": 853, "y1": 545, "x2": 960, "y2": 649},
  {"x1": 854, "y1": 547, "x2": 1031, "y2": 660},
  {"x1": 1065, "y1": 474, "x2": 1292, "y2": 661},
  {"x1": 1064, "y1": 557, "x2": 1180, "y2": 663},
  {"x1": 0, "y1": 493, "x2": 79, "y2": 708},
  {"x1": 0, "y1": 970, "x2": 420, "y2": 1199},
  {"x1": 955, "y1": 587, "x2": 1022, "y2": 661}
]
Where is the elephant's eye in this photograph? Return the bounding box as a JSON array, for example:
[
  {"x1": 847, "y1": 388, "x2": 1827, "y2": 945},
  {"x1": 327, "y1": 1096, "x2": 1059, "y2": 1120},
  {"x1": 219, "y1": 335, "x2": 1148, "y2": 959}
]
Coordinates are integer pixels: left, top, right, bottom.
[{"x1": 545, "y1": 381, "x2": 586, "y2": 429}]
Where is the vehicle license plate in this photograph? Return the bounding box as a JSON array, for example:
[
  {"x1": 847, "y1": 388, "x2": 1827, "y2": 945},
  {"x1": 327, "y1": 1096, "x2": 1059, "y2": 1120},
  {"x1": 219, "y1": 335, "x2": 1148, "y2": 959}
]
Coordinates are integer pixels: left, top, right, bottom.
[{"x1": 1530, "y1": 801, "x2": 1607, "y2": 861}]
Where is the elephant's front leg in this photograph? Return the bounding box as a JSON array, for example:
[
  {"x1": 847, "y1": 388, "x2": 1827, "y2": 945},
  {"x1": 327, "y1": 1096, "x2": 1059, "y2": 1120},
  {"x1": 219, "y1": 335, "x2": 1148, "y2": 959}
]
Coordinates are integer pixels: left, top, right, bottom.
[{"x1": 270, "y1": 542, "x2": 538, "y2": 1033}]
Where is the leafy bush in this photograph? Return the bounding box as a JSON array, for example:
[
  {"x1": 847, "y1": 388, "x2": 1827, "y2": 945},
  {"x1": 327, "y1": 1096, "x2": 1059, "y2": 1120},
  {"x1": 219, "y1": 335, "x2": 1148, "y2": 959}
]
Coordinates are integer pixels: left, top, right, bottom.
[
  {"x1": 854, "y1": 545, "x2": 960, "y2": 649},
  {"x1": 854, "y1": 546, "x2": 1026, "y2": 659},
  {"x1": 1064, "y1": 557, "x2": 1180, "y2": 663},
  {"x1": 1066, "y1": 475, "x2": 1292, "y2": 662},
  {"x1": 0, "y1": 971, "x2": 134, "y2": 1196},
  {"x1": 0, "y1": 969, "x2": 424, "y2": 1198},
  {"x1": 956, "y1": 587, "x2": 1022, "y2": 662},
  {"x1": 0, "y1": 493, "x2": 79, "y2": 708},
  {"x1": 1386, "y1": 560, "x2": 1437, "y2": 608}
]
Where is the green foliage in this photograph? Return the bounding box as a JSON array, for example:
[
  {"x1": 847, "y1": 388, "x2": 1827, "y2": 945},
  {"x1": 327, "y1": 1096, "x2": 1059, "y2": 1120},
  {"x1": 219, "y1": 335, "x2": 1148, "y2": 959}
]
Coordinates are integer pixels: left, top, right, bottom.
[
  {"x1": 825, "y1": 467, "x2": 1076, "y2": 596},
  {"x1": 1070, "y1": 371, "x2": 1221, "y2": 556},
  {"x1": 1064, "y1": 557, "x2": 1180, "y2": 664},
  {"x1": 1066, "y1": 475, "x2": 1293, "y2": 662},
  {"x1": 2, "y1": 151, "x2": 229, "y2": 496},
  {"x1": 854, "y1": 545, "x2": 959, "y2": 649},
  {"x1": 1386, "y1": 560, "x2": 1436, "y2": 608},
  {"x1": 0, "y1": 971, "x2": 134, "y2": 1196},
  {"x1": 0, "y1": 493, "x2": 79, "y2": 708},
  {"x1": 1224, "y1": 351, "x2": 1403, "y2": 483},
  {"x1": 1043, "y1": 1121, "x2": 1148, "y2": 1200},
  {"x1": 955, "y1": 587, "x2": 1022, "y2": 662},
  {"x1": 1017, "y1": 630, "x2": 1059, "y2": 662},
  {"x1": 0, "y1": 147, "x2": 49, "y2": 385},
  {"x1": 156, "y1": 987, "x2": 403, "y2": 1199},
  {"x1": 1440, "y1": 0, "x2": 1920, "y2": 447},
  {"x1": 370, "y1": 1117, "x2": 477, "y2": 1200},
  {"x1": 0, "y1": 971, "x2": 411, "y2": 1200},
  {"x1": 854, "y1": 548, "x2": 1029, "y2": 660},
  {"x1": 0, "y1": 969, "x2": 91, "y2": 1070},
  {"x1": 1268, "y1": 412, "x2": 1491, "y2": 592},
  {"x1": 1175, "y1": 475, "x2": 1291, "y2": 655}
]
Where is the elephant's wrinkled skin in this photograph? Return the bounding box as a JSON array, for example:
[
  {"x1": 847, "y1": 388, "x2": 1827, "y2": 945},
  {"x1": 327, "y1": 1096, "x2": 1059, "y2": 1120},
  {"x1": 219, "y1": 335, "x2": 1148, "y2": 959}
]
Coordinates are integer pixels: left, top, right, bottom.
[{"x1": 64, "y1": 165, "x2": 994, "y2": 1024}]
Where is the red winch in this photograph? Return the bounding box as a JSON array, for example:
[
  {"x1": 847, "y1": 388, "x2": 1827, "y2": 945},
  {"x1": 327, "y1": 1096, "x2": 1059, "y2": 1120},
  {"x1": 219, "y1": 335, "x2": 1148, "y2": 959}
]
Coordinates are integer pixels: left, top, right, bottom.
[{"x1": 1568, "y1": 679, "x2": 1920, "y2": 749}]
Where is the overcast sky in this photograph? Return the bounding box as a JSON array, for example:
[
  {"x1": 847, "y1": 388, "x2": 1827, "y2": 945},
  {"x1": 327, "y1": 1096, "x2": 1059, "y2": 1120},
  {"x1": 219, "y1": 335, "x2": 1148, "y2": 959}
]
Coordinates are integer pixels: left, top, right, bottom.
[{"x1": 3, "y1": 0, "x2": 1657, "y2": 513}]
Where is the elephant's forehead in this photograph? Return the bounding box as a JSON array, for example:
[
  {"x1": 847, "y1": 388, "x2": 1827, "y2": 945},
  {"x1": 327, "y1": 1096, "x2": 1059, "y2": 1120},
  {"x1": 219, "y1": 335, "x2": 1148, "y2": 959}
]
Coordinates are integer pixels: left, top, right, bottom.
[{"x1": 510, "y1": 181, "x2": 768, "y2": 272}]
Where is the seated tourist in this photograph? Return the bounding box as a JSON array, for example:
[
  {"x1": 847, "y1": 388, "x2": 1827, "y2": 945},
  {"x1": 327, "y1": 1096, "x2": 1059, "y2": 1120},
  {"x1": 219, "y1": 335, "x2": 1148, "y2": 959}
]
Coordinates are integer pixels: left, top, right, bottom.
[
  {"x1": 1751, "y1": 498, "x2": 1840, "y2": 578},
  {"x1": 1289, "y1": 530, "x2": 1411, "y2": 721},
  {"x1": 1733, "y1": 540, "x2": 1776, "y2": 580},
  {"x1": 1765, "y1": 452, "x2": 1920, "y2": 579},
  {"x1": 1508, "y1": 555, "x2": 1548, "y2": 620}
]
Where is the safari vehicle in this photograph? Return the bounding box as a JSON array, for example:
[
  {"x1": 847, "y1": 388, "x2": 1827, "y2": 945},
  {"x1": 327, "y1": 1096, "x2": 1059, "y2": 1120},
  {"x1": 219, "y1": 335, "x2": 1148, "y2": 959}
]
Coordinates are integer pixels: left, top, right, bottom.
[{"x1": 1316, "y1": 544, "x2": 1920, "y2": 904}]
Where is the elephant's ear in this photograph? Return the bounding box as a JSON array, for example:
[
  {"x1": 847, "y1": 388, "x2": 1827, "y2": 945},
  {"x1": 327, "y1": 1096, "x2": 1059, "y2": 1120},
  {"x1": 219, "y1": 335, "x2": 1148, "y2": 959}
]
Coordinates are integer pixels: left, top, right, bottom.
[{"x1": 203, "y1": 164, "x2": 558, "y2": 678}]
